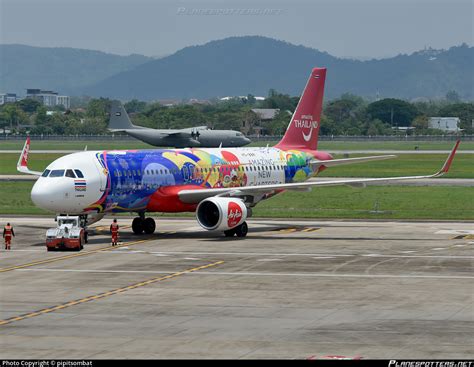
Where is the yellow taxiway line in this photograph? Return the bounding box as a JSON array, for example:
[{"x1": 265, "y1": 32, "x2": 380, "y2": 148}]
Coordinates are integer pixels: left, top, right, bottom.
[
  {"x1": 0, "y1": 260, "x2": 224, "y2": 326},
  {"x1": 0, "y1": 239, "x2": 151, "y2": 274}
]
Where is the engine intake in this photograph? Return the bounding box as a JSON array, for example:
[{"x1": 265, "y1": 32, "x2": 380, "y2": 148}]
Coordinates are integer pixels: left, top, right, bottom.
[{"x1": 196, "y1": 197, "x2": 247, "y2": 231}]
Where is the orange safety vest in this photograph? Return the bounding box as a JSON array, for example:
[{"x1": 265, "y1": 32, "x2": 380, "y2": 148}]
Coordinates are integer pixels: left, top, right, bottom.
[
  {"x1": 111, "y1": 223, "x2": 119, "y2": 234},
  {"x1": 4, "y1": 225, "x2": 12, "y2": 237}
]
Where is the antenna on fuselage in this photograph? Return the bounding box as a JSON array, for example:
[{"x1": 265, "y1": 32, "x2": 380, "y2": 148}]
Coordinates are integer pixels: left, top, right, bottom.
[{"x1": 219, "y1": 142, "x2": 222, "y2": 149}]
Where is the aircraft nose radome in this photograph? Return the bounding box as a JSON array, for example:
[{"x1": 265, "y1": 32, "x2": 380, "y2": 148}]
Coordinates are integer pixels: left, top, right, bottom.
[{"x1": 31, "y1": 180, "x2": 56, "y2": 210}]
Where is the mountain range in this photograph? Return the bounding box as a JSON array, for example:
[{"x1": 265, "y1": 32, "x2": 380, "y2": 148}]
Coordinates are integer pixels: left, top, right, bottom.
[
  {"x1": 1, "y1": 37, "x2": 473, "y2": 100},
  {"x1": 0, "y1": 44, "x2": 152, "y2": 96}
]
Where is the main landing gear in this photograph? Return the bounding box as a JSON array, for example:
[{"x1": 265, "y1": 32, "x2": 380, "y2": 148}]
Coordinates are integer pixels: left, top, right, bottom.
[
  {"x1": 132, "y1": 214, "x2": 156, "y2": 235},
  {"x1": 224, "y1": 221, "x2": 248, "y2": 238}
]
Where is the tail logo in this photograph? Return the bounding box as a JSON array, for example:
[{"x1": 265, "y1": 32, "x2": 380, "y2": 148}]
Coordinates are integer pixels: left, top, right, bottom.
[{"x1": 294, "y1": 115, "x2": 319, "y2": 142}]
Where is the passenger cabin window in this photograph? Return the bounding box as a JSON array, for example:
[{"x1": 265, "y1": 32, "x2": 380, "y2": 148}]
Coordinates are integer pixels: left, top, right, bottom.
[
  {"x1": 42, "y1": 169, "x2": 50, "y2": 177},
  {"x1": 74, "y1": 170, "x2": 84, "y2": 178},
  {"x1": 65, "y1": 169, "x2": 76, "y2": 178},
  {"x1": 49, "y1": 169, "x2": 65, "y2": 178}
]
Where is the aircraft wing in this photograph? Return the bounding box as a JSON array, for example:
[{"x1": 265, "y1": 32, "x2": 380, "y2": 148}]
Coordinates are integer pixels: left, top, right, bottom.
[
  {"x1": 309, "y1": 154, "x2": 396, "y2": 169},
  {"x1": 17, "y1": 137, "x2": 42, "y2": 176},
  {"x1": 178, "y1": 140, "x2": 460, "y2": 204}
]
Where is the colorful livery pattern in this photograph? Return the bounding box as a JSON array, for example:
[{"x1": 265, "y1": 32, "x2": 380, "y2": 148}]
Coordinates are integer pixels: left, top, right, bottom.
[{"x1": 87, "y1": 147, "x2": 332, "y2": 214}]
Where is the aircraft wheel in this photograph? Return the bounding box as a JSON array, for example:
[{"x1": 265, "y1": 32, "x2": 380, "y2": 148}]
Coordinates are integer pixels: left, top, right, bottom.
[
  {"x1": 132, "y1": 217, "x2": 144, "y2": 234},
  {"x1": 143, "y1": 217, "x2": 156, "y2": 234},
  {"x1": 235, "y1": 222, "x2": 248, "y2": 238},
  {"x1": 224, "y1": 229, "x2": 235, "y2": 237}
]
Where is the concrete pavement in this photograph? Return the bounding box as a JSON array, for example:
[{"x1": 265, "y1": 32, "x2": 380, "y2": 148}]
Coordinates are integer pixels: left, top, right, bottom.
[{"x1": 0, "y1": 217, "x2": 472, "y2": 359}]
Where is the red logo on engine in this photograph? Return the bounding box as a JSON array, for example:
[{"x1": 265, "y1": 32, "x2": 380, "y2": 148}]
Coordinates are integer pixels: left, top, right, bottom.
[{"x1": 227, "y1": 201, "x2": 242, "y2": 228}]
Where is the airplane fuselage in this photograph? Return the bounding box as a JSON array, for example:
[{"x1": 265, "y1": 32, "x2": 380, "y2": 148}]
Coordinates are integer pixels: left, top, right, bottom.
[
  {"x1": 31, "y1": 147, "x2": 332, "y2": 215},
  {"x1": 123, "y1": 128, "x2": 251, "y2": 148}
]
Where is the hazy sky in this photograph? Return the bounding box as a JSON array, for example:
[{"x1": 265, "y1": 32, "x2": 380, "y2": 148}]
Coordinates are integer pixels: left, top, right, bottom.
[{"x1": 1, "y1": 0, "x2": 472, "y2": 59}]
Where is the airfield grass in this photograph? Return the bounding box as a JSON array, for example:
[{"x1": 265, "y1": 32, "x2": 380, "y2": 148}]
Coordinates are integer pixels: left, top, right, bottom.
[
  {"x1": 0, "y1": 182, "x2": 472, "y2": 220},
  {"x1": 1, "y1": 152, "x2": 472, "y2": 178},
  {"x1": 1, "y1": 139, "x2": 473, "y2": 151}
]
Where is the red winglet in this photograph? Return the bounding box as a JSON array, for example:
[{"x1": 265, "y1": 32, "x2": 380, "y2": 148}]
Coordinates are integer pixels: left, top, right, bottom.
[
  {"x1": 17, "y1": 136, "x2": 41, "y2": 176},
  {"x1": 19, "y1": 136, "x2": 31, "y2": 168},
  {"x1": 440, "y1": 140, "x2": 460, "y2": 174}
]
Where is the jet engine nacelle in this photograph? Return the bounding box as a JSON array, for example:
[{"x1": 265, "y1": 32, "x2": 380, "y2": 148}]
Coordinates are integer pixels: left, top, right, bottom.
[{"x1": 196, "y1": 197, "x2": 247, "y2": 231}]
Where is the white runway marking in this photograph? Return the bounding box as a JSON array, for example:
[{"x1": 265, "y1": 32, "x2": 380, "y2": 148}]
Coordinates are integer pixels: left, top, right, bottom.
[
  {"x1": 15, "y1": 268, "x2": 474, "y2": 279},
  {"x1": 0, "y1": 249, "x2": 43, "y2": 252},
  {"x1": 312, "y1": 256, "x2": 335, "y2": 259},
  {"x1": 436, "y1": 230, "x2": 474, "y2": 235},
  {"x1": 102, "y1": 250, "x2": 474, "y2": 259},
  {"x1": 432, "y1": 248, "x2": 446, "y2": 251},
  {"x1": 257, "y1": 258, "x2": 282, "y2": 262}
]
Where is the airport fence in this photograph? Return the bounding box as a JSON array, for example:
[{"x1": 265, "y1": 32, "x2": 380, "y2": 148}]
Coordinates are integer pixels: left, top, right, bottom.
[{"x1": 1, "y1": 134, "x2": 472, "y2": 142}]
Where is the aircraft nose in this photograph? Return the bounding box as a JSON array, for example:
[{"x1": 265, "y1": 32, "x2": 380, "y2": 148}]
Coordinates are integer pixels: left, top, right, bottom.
[
  {"x1": 243, "y1": 137, "x2": 251, "y2": 144},
  {"x1": 31, "y1": 179, "x2": 58, "y2": 211}
]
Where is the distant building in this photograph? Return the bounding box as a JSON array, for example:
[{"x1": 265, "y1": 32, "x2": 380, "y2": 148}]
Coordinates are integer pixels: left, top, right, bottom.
[
  {"x1": 0, "y1": 93, "x2": 17, "y2": 105},
  {"x1": 242, "y1": 108, "x2": 287, "y2": 135},
  {"x1": 220, "y1": 96, "x2": 266, "y2": 101},
  {"x1": 56, "y1": 95, "x2": 71, "y2": 109},
  {"x1": 251, "y1": 108, "x2": 280, "y2": 121},
  {"x1": 429, "y1": 117, "x2": 461, "y2": 132},
  {"x1": 26, "y1": 89, "x2": 70, "y2": 109}
]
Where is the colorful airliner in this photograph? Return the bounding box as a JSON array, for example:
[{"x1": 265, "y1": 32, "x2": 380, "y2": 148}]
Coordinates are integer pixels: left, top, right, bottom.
[{"x1": 18, "y1": 68, "x2": 460, "y2": 237}]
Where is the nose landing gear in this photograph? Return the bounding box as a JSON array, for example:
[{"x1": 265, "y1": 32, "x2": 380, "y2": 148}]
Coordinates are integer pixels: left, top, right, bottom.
[{"x1": 132, "y1": 215, "x2": 156, "y2": 234}]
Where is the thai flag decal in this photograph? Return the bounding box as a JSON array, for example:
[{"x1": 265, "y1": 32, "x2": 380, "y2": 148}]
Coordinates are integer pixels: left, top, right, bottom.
[{"x1": 74, "y1": 179, "x2": 87, "y2": 191}]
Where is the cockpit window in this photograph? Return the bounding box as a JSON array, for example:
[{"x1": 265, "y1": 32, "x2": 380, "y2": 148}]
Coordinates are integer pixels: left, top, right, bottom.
[
  {"x1": 49, "y1": 169, "x2": 65, "y2": 178},
  {"x1": 74, "y1": 169, "x2": 84, "y2": 178},
  {"x1": 236, "y1": 132, "x2": 243, "y2": 136},
  {"x1": 65, "y1": 169, "x2": 76, "y2": 178},
  {"x1": 42, "y1": 169, "x2": 50, "y2": 177}
]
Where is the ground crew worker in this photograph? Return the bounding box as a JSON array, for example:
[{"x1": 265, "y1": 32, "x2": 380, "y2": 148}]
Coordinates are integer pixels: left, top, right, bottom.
[
  {"x1": 110, "y1": 219, "x2": 119, "y2": 246},
  {"x1": 3, "y1": 223, "x2": 14, "y2": 250}
]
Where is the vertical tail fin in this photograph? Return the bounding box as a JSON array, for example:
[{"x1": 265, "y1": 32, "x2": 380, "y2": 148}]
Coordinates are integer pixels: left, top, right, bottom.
[
  {"x1": 109, "y1": 101, "x2": 137, "y2": 130},
  {"x1": 275, "y1": 67, "x2": 326, "y2": 151}
]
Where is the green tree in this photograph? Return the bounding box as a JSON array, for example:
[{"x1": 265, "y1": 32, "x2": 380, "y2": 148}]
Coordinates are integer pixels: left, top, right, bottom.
[
  {"x1": 17, "y1": 98, "x2": 42, "y2": 113},
  {"x1": 2, "y1": 104, "x2": 28, "y2": 131},
  {"x1": 263, "y1": 90, "x2": 297, "y2": 110},
  {"x1": 87, "y1": 98, "x2": 111, "y2": 118},
  {"x1": 124, "y1": 99, "x2": 147, "y2": 113},
  {"x1": 411, "y1": 115, "x2": 430, "y2": 134},
  {"x1": 367, "y1": 98, "x2": 420, "y2": 127},
  {"x1": 266, "y1": 110, "x2": 291, "y2": 135},
  {"x1": 445, "y1": 90, "x2": 461, "y2": 103}
]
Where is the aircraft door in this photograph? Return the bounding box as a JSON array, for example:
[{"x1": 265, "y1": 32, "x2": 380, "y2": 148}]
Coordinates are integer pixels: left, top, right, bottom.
[
  {"x1": 183, "y1": 166, "x2": 189, "y2": 182},
  {"x1": 94, "y1": 154, "x2": 108, "y2": 192}
]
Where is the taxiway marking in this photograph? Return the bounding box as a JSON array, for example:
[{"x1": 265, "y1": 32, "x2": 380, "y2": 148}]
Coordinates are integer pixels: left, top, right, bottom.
[
  {"x1": 0, "y1": 239, "x2": 152, "y2": 273},
  {"x1": 99, "y1": 250, "x2": 474, "y2": 259},
  {"x1": 13, "y1": 268, "x2": 474, "y2": 280},
  {"x1": 0, "y1": 260, "x2": 224, "y2": 326}
]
